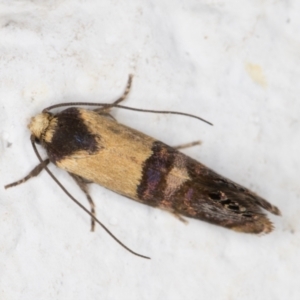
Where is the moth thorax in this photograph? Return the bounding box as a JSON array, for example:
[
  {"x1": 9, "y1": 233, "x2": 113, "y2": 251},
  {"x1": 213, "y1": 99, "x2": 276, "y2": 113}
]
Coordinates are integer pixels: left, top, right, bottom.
[{"x1": 28, "y1": 113, "x2": 52, "y2": 141}]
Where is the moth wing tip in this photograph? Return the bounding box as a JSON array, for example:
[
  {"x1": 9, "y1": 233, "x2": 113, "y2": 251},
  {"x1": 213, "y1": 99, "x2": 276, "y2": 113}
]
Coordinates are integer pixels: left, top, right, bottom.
[
  {"x1": 261, "y1": 219, "x2": 275, "y2": 234},
  {"x1": 271, "y1": 205, "x2": 281, "y2": 216},
  {"x1": 232, "y1": 215, "x2": 275, "y2": 234}
]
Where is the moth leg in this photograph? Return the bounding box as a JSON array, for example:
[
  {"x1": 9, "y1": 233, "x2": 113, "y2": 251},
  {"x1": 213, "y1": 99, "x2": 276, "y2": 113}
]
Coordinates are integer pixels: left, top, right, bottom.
[
  {"x1": 5, "y1": 159, "x2": 50, "y2": 189},
  {"x1": 110, "y1": 74, "x2": 133, "y2": 106},
  {"x1": 173, "y1": 140, "x2": 202, "y2": 150},
  {"x1": 94, "y1": 74, "x2": 133, "y2": 114},
  {"x1": 69, "y1": 173, "x2": 96, "y2": 232}
]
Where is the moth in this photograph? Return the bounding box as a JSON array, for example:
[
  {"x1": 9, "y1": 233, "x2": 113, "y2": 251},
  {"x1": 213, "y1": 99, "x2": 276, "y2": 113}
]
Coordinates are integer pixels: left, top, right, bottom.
[{"x1": 5, "y1": 75, "x2": 281, "y2": 259}]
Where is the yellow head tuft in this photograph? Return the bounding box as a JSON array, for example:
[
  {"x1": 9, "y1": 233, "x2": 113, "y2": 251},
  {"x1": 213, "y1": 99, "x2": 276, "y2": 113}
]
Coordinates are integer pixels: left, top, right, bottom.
[{"x1": 28, "y1": 113, "x2": 52, "y2": 140}]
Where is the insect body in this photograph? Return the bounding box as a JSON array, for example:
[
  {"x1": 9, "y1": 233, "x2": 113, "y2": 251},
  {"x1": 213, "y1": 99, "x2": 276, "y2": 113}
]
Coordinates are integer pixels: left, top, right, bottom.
[{"x1": 6, "y1": 76, "x2": 281, "y2": 258}]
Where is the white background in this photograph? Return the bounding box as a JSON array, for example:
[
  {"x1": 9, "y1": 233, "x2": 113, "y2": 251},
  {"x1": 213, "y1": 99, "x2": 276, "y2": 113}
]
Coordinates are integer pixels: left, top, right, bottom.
[{"x1": 0, "y1": 1, "x2": 299, "y2": 299}]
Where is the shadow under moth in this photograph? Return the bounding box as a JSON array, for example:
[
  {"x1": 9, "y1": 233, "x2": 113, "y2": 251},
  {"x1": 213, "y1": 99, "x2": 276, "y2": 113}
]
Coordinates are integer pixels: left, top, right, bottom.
[{"x1": 5, "y1": 75, "x2": 281, "y2": 259}]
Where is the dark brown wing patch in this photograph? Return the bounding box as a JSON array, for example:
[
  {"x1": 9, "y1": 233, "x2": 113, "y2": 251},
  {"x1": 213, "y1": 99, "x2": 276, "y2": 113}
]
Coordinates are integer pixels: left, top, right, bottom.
[{"x1": 46, "y1": 108, "x2": 101, "y2": 163}]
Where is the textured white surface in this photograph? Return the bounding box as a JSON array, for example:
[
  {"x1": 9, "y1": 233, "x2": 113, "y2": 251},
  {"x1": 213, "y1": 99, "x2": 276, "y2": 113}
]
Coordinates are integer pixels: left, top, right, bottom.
[{"x1": 0, "y1": 1, "x2": 299, "y2": 299}]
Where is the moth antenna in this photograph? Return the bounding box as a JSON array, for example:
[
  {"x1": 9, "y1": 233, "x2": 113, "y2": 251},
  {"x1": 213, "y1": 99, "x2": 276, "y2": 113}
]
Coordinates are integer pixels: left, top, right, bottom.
[
  {"x1": 114, "y1": 105, "x2": 213, "y2": 126},
  {"x1": 45, "y1": 102, "x2": 212, "y2": 126},
  {"x1": 30, "y1": 136, "x2": 150, "y2": 260},
  {"x1": 43, "y1": 75, "x2": 212, "y2": 126}
]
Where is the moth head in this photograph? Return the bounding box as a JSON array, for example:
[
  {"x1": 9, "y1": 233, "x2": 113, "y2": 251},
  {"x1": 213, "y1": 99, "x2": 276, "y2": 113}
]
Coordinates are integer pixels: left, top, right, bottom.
[{"x1": 28, "y1": 112, "x2": 53, "y2": 143}]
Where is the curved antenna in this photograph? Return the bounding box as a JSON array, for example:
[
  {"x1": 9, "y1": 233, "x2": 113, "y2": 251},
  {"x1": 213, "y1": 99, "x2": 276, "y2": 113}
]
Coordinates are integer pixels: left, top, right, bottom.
[
  {"x1": 114, "y1": 105, "x2": 213, "y2": 126},
  {"x1": 43, "y1": 103, "x2": 212, "y2": 126},
  {"x1": 30, "y1": 136, "x2": 150, "y2": 260},
  {"x1": 43, "y1": 74, "x2": 212, "y2": 126}
]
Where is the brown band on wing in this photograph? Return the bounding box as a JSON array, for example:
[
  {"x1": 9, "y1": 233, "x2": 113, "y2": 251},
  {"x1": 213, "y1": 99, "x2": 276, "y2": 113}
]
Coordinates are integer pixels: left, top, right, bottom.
[{"x1": 137, "y1": 141, "x2": 176, "y2": 206}]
